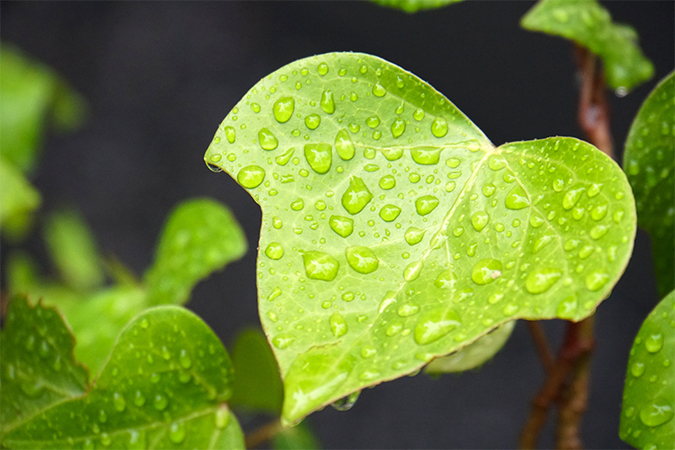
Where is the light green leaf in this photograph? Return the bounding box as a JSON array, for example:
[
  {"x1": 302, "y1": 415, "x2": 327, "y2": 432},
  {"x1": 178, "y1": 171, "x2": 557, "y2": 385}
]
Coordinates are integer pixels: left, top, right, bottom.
[
  {"x1": 0, "y1": 296, "x2": 89, "y2": 434},
  {"x1": 624, "y1": 72, "x2": 674, "y2": 298},
  {"x1": 272, "y1": 421, "x2": 321, "y2": 450},
  {"x1": 203, "y1": 52, "x2": 636, "y2": 424},
  {"x1": 229, "y1": 328, "x2": 283, "y2": 414},
  {"x1": 0, "y1": 44, "x2": 85, "y2": 174},
  {"x1": 425, "y1": 320, "x2": 515, "y2": 375},
  {"x1": 0, "y1": 156, "x2": 41, "y2": 235},
  {"x1": 6, "y1": 251, "x2": 42, "y2": 295},
  {"x1": 144, "y1": 198, "x2": 247, "y2": 305},
  {"x1": 620, "y1": 290, "x2": 674, "y2": 449},
  {"x1": 2, "y1": 305, "x2": 245, "y2": 450},
  {"x1": 44, "y1": 208, "x2": 104, "y2": 292},
  {"x1": 370, "y1": 0, "x2": 462, "y2": 14},
  {"x1": 521, "y1": 0, "x2": 654, "y2": 94}
]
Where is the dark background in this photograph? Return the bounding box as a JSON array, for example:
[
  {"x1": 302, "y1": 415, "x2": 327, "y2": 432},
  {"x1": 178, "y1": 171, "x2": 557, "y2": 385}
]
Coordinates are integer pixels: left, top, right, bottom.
[{"x1": 1, "y1": 1, "x2": 673, "y2": 448}]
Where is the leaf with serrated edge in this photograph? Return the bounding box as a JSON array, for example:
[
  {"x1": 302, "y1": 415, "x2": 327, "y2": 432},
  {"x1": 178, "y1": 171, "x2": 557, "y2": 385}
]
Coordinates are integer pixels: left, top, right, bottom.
[
  {"x1": 620, "y1": 290, "x2": 674, "y2": 449},
  {"x1": 425, "y1": 321, "x2": 515, "y2": 375},
  {"x1": 624, "y1": 72, "x2": 675, "y2": 298},
  {"x1": 370, "y1": 0, "x2": 462, "y2": 14},
  {"x1": 203, "y1": 52, "x2": 636, "y2": 424},
  {"x1": 521, "y1": 0, "x2": 654, "y2": 94},
  {"x1": 144, "y1": 198, "x2": 247, "y2": 305},
  {"x1": 0, "y1": 296, "x2": 89, "y2": 434},
  {"x1": 2, "y1": 305, "x2": 245, "y2": 449}
]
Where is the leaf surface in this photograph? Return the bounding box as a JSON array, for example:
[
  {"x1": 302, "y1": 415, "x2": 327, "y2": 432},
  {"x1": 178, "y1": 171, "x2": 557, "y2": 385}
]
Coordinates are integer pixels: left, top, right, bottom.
[
  {"x1": 0, "y1": 156, "x2": 41, "y2": 234},
  {"x1": 620, "y1": 290, "x2": 675, "y2": 450},
  {"x1": 204, "y1": 52, "x2": 636, "y2": 424},
  {"x1": 624, "y1": 72, "x2": 675, "y2": 298},
  {"x1": 2, "y1": 305, "x2": 245, "y2": 449},
  {"x1": 272, "y1": 421, "x2": 321, "y2": 450},
  {"x1": 144, "y1": 198, "x2": 247, "y2": 305},
  {"x1": 0, "y1": 296, "x2": 88, "y2": 434},
  {"x1": 521, "y1": 0, "x2": 654, "y2": 93},
  {"x1": 370, "y1": 0, "x2": 462, "y2": 14}
]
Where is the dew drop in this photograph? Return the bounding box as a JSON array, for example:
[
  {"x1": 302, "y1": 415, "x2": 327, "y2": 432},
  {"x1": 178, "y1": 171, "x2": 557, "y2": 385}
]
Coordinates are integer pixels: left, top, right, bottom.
[
  {"x1": 379, "y1": 204, "x2": 402, "y2": 222},
  {"x1": 258, "y1": 128, "x2": 279, "y2": 151},
  {"x1": 237, "y1": 165, "x2": 266, "y2": 189},
  {"x1": 471, "y1": 259, "x2": 503, "y2": 285},
  {"x1": 342, "y1": 176, "x2": 373, "y2": 215},
  {"x1": 398, "y1": 303, "x2": 420, "y2": 317},
  {"x1": 330, "y1": 312, "x2": 348, "y2": 338},
  {"x1": 482, "y1": 183, "x2": 497, "y2": 197},
  {"x1": 415, "y1": 195, "x2": 439, "y2": 216},
  {"x1": 562, "y1": 186, "x2": 585, "y2": 210},
  {"x1": 405, "y1": 227, "x2": 426, "y2": 245},
  {"x1": 273, "y1": 97, "x2": 295, "y2": 123},
  {"x1": 525, "y1": 268, "x2": 562, "y2": 294},
  {"x1": 471, "y1": 211, "x2": 490, "y2": 232},
  {"x1": 379, "y1": 175, "x2": 396, "y2": 190},
  {"x1": 431, "y1": 117, "x2": 448, "y2": 138},
  {"x1": 556, "y1": 295, "x2": 577, "y2": 319},
  {"x1": 302, "y1": 251, "x2": 340, "y2": 281},
  {"x1": 329, "y1": 215, "x2": 354, "y2": 238},
  {"x1": 585, "y1": 271, "x2": 609, "y2": 292},
  {"x1": 265, "y1": 242, "x2": 284, "y2": 260},
  {"x1": 224, "y1": 126, "x2": 236, "y2": 144},
  {"x1": 414, "y1": 307, "x2": 461, "y2": 345},
  {"x1": 639, "y1": 402, "x2": 674, "y2": 427},
  {"x1": 346, "y1": 246, "x2": 379, "y2": 274},
  {"x1": 332, "y1": 391, "x2": 360, "y2": 411},
  {"x1": 317, "y1": 62, "x2": 329, "y2": 76},
  {"x1": 153, "y1": 393, "x2": 168, "y2": 411},
  {"x1": 411, "y1": 147, "x2": 441, "y2": 165},
  {"x1": 113, "y1": 392, "x2": 126, "y2": 412},
  {"x1": 304, "y1": 143, "x2": 332, "y2": 174},
  {"x1": 134, "y1": 391, "x2": 145, "y2": 407},
  {"x1": 305, "y1": 114, "x2": 321, "y2": 130},
  {"x1": 413, "y1": 108, "x2": 425, "y2": 121},
  {"x1": 404, "y1": 260, "x2": 424, "y2": 281},
  {"x1": 169, "y1": 423, "x2": 186, "y2": 444},
  {"x1": 645, "y1": 333, "x2": 663, "y2": 353},
  {"x1": 505, "y1": 185, "x2": 530, "y2": 210},
  {"x1": 335, "y1": 129, "x2": 355, "y2": 160},
  {"x1": 372, "y1": 82, "x2": 387, "y2": 97},
  {"x1": 272, "y1": 333, "x2": 296, "y2": 349},
  {"x1": 434, "y1": 270, "x2": 458, "y2": 289},
  {"x1": 631, "y1": 362, "x2": 645, "y2": 377}
]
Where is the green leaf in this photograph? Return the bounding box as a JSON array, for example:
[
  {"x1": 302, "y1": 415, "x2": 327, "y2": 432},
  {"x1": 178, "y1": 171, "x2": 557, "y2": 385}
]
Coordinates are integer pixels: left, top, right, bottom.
[
  {"x1": 272, "y1": 421, "x2": 321, "y2": 450},
  {"x1": 0, "y1": 296, "x2": 89, "y2": 434},
  {"x1": 425, "y1": 320, "x2": 515, "y2": 375},
  {"x1": 620, "y1": 290, "x2": 675, "y2": 449},
  {"x1": 521, "y1": 0, "x2": 654, "y2": 94},
  {"x1": 203, "y1": 52, "x2": 636, "y2": 424},
  {"x1": 6, "y1": 251, "x2": 42, "y2": 296},
  {"x1": 2, "y1": 305, "x2": 245, "y2": 450},
  {"x1": 229, "y1": 328, "x2": 284, "y2": 414},
  {"x1": 0, "y1": 44, "x2": 86, "y2": 174},
  {"x1": 0, "y1": 156, "x2": 41, "y2": 235},
  {"x1": 624, "y1": 72, "x2": 675, "y2": 298},
  {"x1": 144, "y1": 198, "x2": 247, "y2": 305},
  {"x1": 44, "y1": 208, "x2": 105, "y2": 292},
  {"x1": 369, "y1": 0, "x2": 462, "y2": 14}
]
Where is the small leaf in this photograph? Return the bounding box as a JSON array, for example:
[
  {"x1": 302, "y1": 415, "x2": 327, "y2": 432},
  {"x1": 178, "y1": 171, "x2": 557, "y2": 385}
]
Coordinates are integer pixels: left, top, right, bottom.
[
  {"x1": 425, "y1": 320, "x2": 515, "y2": 375},
  {"x1": 0, "y1": 156, "x2": 41, "y2": 236},
  {"x1": 620, "y1": 290, "x2": 674, "y2": 449},
  {"x1": 521, "y1": 0, "x2": 654, "y2": 93},
  {"x1": 624, "y1": 71, "x2": 674, "y2": 298},
  {"x1": 272, "y1": 420, "x2": 322, "y2": 450},
  {"x1": 144, "y1": 198, "x2": 247, "y2": 305},
  {"x1": 370, "y1": 0, "x2": 462, "y2": 14},
  {"x1": 44, "y1": 208, "x2": 104, "y2": 292},
  {"x1": 229, "y1": 328, "x2": 284, "y2": 414},
  {"x1": 204, "y1": 53, "x2": 636, "y2": 424},
  {"x1": 2, "y1": 305, "x2": 245, "y2": 450},
  {"x1": 6, "y1": 251, "x2": 41, "y2": 295},
  {"x1": 0, "y1": 296, "x2": 89, "y2": 434}
]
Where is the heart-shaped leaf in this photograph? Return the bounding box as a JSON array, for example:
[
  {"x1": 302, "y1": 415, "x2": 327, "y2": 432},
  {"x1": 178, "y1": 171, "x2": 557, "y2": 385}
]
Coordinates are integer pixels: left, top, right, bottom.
[
  {"x1": 521, "y1": 0, "x2": 654, "y2": 94},
  {"x1": 620, "y1": 290, "x2": 674, "y2": 450},
  {"x1": 624, "y1": 71, "x2": 674, "y2": 298},
  {"x1": 370, "y1": 0, "x2": 462, "y2": 14},
  {"x1": 204, "y1": 52, "x2": 636, "y2": 424},
  {"x1": 1, "y1": 302, "x2": 245, "y2": 449}
]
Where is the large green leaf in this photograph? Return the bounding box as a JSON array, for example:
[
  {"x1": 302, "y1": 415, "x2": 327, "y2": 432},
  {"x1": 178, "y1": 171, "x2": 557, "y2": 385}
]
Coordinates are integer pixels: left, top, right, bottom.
[
  {"x1": 620, "y1": 290, "x2": 674, "y2": 450},
  {"x1": 624, "y1": 72, "x2": 674, "y2": 298},
  {"x1": 229, "y1": 328, "x2": 284, "y2": 414},
  {"x1": 370, "y1": 0, "x2": 462, "y2": 14},
  {"x1": 0, "y1": 156, "x2": 41, "y2": 234},
  {"x1": 204, "y1": 52, "x2": 636, "y2": 424},
  {"x1": 0, "y1": 296, "x2": 88, "y2": 434},
  {"x1": 44, "y1": 208, "x2": 104, "y2": 292},
  {"x1": 144, "y1": 198, "x2": 247, "y2": 305},
  {"x1": 2, "y1": 305, "x2": 245, "y2": 449},
  {"x1": 521, "y1": 0, "x2": 654, "y2": 94}
]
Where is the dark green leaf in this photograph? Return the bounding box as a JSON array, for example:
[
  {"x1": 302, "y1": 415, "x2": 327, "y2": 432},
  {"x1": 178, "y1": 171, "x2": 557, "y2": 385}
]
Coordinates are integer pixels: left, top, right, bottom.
[
  {"x1": 620, "y1": 290, "x2": 674, "y2": 449},
  {"x1": 0, "y1": 156, "x2": 40, "y2": 236},
  {"x1": 0, "y1": 296, "x2": 89, "y2": 434},
  {"x1": 2, "y1": 305, "x2": 245, "y2": 450},
  {"x1": 624, "y1": 71, "x2": 674, "y2": 298},
  {"x1": 272, "y1": 421, "x2": 321, "y2": 450},
  {"x1": 370, "y1": 0, "x2": 462, "y2": 14},
  {"x1": 144, "y1": 198, "x2": 247, "y2": 305},
  {"x1": 521, "y1": 0, "x2": 654, "y2": 93},
  {"x1": 203, "y1": 52, "x2": 637, "y2": 423},
  {"x1": 229, "y1": 328, "x2": 283, "y2": 414}
]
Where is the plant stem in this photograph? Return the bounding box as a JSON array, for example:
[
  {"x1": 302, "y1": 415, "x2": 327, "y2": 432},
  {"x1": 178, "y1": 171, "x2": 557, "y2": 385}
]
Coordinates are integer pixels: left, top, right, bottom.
[
  {"x1": 244, "y1": 418, "x2": 282, "y2": 449},
  {"x1": 527, "y1": 321, "x2": 555, "y2": 373}
]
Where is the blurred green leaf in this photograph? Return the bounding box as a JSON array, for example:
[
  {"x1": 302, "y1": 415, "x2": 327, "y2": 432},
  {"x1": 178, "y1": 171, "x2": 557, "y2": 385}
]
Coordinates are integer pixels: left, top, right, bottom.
[
  {"x1": 620, "y1": 290, "x2": 674, "y2": 450},
  {"x1": 144, "y1": 198, "x2": 247, "y2": 305},
  {"x1": 1, "y1": 305, "x2": 245, "y2": 450},
  {"x1": 370, "y1": 0, "x2": 462, "y2": 14},
  {"x1": 44, "y1": 207, "x2": 104, "y2": 292},
  {"x1": 624, "y1": 71, "x2": 674, "y2": 298},
  {"x1": 425, "y1": 321, "x2": 515, "y2": 375},
  {"x1": 272, "y1": 421, "x2": 321, "y2": 450},
  {"x1": 521, "y1": 0, "x2": 654, "y2": 93},
  {"x1": 229, "y1": 328, "x2": 283, "y2": 414},
  {"x1": 6, "y1": 251, "x2": 42, "y2": 295},
  {"x1": 0, "y1": 156, "x2": 40, "y2": 236},
  {"x1": 0, "y1": 296, "x2": 89, "y2": 434}
]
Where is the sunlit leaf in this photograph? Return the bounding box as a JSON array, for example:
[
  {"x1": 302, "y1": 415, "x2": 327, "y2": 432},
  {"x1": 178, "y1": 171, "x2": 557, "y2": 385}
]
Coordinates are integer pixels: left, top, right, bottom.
[
  {"x1": 0, "y1": 296, "x2": 88, "y2": 434},
  {"x1": 370, "y1": 0, "x2": 462, "y2": 14},
  {"x1": 272, "y1": 421, "x2": 321, "y2": 450},
  {"x1": 44, "y1": 207, "x2": 104, "y2": 292},
  {"x1": 521, "y1": 0, "x2": 654, "y2": 94},
  {"x1": 425, "y1": 320, "x2": 515, "y2": 375},
  {"x1": 204, "y1": 52, "x2": 636, "y2": 424},
  {"x1": 624, "y1": 71, "x2": 674, "y2": 298},
  {"x1": 0, "y1": 156, "x2": 40, "y2": 236},
  {"x1": 144, "y1": 198, "x2": 247, "y2": 305},
  {"x1": 229, "y1": 328, "x2": 283, "y2": 414},
  {"x1": 1, "y1": 305, "x2": 245, "y2": 450},
  {"x1": 620, "y1": 290, "x2": 674, "y2": 450}
]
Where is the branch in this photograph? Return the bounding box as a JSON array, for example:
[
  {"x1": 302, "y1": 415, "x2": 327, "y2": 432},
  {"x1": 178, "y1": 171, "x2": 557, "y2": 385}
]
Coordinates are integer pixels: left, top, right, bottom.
[
  {"x1": 245, "y1": 418, "x2": 282, "y2": 449},
  {"x1": 527, "y1": 321, "x2": 555, "y2": 374}
]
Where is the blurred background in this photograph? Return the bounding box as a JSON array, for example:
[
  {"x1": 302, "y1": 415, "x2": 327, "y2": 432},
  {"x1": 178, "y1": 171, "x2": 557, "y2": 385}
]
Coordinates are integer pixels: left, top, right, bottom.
[{"x1": 1, "y1": 1, "x2": 673, "y2": 448}]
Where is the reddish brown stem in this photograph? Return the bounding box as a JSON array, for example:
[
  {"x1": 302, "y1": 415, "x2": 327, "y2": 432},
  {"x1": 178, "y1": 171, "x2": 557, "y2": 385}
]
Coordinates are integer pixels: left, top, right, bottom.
[
  {"x1": 244, "y1": 419, "x2": 282, "y2": 449},
  {"x1": 527, "y1": 321, "x2": 555, "y2": 374}
]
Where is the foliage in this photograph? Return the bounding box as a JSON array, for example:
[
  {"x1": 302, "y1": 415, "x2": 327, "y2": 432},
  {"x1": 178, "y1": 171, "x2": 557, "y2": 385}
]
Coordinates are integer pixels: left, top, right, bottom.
[
  {"x1": 204, "y1": 52, "x2": 636, "y2": 424},
  {"x1": 369, "y1": 0, "x2": 462, "y2": 14},
  {"x1": 0, "y1": 157, "x2": 40, "y2": 237}
]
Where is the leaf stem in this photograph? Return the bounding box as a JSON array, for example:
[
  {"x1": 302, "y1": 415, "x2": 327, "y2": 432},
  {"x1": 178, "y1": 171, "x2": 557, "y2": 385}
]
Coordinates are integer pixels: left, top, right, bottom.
[
  {"x1": 527, "y1": 321, "x2": 555, "y2": 373},
  {"x1": 244, "y1": 418, "x2": 282, "y2": 449}
]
